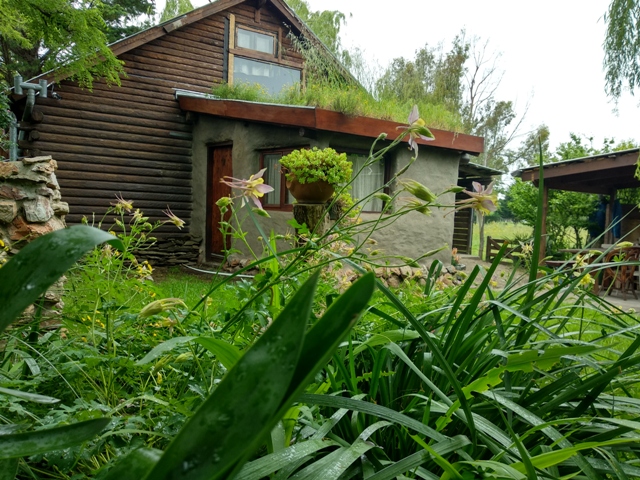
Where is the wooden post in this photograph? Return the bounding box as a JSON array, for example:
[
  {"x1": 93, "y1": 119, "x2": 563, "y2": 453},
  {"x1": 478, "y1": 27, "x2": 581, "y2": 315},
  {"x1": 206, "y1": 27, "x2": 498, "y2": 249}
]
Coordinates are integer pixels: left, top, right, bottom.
[
  {"x1": 538, "y1": 185, "x2": 548, "y2": 264},
  {"x1": 605, "y1": 189, "x2": 617, "y2": 244},
  {"x1": 293, "y1": 204, "x2": 328, "y2": 238}
]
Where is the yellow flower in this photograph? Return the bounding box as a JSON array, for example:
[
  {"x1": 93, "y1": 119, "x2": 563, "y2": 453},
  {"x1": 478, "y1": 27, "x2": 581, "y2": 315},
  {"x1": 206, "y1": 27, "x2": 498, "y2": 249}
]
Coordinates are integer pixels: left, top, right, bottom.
[
  {"x1": 163, "y1": 207, "x2": 185, "y2": 230},
  {"x1": 139, "y1": 298, "x2": 186, "y2": 318},
  {"x1": 454, "y1": 182, "x2": 498, "y2": 216},
  {"x1": 220, "y1": 168, "x2": 275, "y2": 210},
  {"x1": 111, "y1": 193, "x2": 134, "y2": 213},
  {"x1": 579, "y1": 273, "x2": 595, "y2": 288}
]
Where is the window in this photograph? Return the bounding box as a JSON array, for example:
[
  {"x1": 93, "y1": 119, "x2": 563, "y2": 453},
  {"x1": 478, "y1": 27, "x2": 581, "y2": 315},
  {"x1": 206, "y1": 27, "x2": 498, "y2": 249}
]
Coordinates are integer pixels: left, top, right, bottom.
[
  {"x1": 348, "y1": 153, "x2": 386, "y2": 212},
  {"x1": 260, "y1": 150, "x2": 295, "y2": 209},
  {"x1": 236, "y1": 27, "x2": 275, "y2": 55},
  {"x1": 233, "y1": 57, "x2": 301, "y2": 96},
  {"x1": 228, "y1": 17, "x2": 302, "y2": 96}
]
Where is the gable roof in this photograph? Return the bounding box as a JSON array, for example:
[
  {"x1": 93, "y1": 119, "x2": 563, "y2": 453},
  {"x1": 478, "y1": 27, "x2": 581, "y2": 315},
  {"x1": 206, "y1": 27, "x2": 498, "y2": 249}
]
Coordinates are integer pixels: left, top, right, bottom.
[
  {"x1": 110, "y1": 0, "x2": 308, "y2": 57},
  {"x1": 29, "y1": 0, "x2": 354, "y2": 86}
]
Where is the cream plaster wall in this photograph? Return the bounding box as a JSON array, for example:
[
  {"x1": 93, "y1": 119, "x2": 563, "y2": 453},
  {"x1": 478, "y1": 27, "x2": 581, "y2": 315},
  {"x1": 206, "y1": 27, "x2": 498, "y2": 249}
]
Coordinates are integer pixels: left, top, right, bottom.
[{"x1": 191, "y1": 115, "x2": 461, "y2": 266}]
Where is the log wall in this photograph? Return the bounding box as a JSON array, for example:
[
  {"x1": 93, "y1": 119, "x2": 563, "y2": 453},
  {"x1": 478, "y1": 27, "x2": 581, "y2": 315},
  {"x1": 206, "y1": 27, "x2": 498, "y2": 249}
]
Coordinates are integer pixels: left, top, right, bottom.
[{"x1": 20, "y1": 1, "x2": 304, "y2": 265}]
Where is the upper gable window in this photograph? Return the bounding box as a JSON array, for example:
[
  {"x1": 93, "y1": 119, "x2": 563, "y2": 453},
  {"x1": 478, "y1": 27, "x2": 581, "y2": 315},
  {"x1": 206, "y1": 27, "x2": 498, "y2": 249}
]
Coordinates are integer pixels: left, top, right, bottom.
[{"x1": 237, "y1": 27, "x2": 275, "y2": 55}]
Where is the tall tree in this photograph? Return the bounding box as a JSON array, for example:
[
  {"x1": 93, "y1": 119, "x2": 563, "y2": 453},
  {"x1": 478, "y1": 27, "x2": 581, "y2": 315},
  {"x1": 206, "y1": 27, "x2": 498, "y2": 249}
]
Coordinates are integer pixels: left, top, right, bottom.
[
  {"x1": 603, "y1": 0, "x2": 640, "y2": 99},
  {"x1": 376, "y1": 33, "x2": 524, "y2": 170},
  {"x1": 0, "y1": 0, "x2": 150, "y2": 87},
  {"x1": 285, "y1": 0, "x2": 347, "y2": 56},
  {"x1": 376, "y1": 34, "x2": 468, "y2": 112},
  {"x1": 159, "y1": 0, "x2": 194, "y2": 23}
]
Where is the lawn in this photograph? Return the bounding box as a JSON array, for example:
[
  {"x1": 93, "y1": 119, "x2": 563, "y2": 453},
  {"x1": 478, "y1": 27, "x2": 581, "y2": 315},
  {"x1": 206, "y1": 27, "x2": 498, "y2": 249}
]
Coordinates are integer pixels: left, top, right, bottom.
[
  {"x1": 471, "y1": 220, "x2": 533, "y2": 256},
  {"x1": 4, "y1": 205, "x2": 640, "y2": 479}
]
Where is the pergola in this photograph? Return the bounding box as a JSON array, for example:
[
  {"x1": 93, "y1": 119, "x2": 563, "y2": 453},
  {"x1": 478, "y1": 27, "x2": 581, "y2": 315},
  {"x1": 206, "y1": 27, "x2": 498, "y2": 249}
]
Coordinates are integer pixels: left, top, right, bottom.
[{"x1": 513, "y1": 148, "x2": 640, "y2": 259}]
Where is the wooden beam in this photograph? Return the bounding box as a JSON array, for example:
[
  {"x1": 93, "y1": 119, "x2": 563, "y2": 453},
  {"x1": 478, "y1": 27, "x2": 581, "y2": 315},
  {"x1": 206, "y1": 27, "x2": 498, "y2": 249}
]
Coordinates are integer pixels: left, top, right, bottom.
[
  {"x1": 539, "y1": 184, "x2": 548, "y2": 264},
  {"x1": 521, "y1": 151, "x2": 639, "y2": 183}
]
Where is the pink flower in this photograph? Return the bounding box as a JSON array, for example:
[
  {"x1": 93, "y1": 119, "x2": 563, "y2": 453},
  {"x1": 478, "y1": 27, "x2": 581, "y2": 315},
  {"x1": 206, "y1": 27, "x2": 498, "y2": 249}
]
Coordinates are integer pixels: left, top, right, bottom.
[
  {"x1": 220, "y1": 168, "x2": 274, "y2": 210},
  {"x1": 397, "y1": 105, "x2": 435, "y2": 158},
  {"x1": 455, "y1": 181, "x2": 498, "y2": 215}
]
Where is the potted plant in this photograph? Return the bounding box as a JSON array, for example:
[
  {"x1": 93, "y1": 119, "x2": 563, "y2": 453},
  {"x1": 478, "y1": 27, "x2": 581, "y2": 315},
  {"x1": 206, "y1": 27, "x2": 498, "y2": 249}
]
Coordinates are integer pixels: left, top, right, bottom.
[{"x1": 279, "y1": 147, "x2": 353, "y2": 204}]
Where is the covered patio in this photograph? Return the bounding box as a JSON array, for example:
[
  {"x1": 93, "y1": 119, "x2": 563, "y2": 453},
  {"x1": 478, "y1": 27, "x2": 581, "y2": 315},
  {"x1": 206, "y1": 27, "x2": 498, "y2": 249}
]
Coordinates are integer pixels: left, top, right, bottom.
[{"x1": 514, "y1": 148, "x2": 640, "y2": 260}]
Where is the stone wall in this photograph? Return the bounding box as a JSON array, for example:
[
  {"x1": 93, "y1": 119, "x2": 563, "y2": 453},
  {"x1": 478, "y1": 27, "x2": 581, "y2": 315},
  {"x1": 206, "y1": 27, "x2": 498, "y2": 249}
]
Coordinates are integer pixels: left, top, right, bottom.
[{"x1": 0, "y1": 156, "x2": 68, "y2": 316}]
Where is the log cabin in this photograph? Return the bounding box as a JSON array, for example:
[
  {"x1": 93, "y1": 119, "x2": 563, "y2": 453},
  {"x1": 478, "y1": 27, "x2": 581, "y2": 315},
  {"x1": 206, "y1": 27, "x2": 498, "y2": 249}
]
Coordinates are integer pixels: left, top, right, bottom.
[{"x1": 8, "y1": 0, "x2": 490, "y2": 265}]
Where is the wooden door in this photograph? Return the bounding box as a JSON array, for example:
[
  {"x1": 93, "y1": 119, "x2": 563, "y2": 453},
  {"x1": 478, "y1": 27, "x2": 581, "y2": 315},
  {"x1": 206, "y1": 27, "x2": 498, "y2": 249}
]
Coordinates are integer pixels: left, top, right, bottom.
[{"x1": 207, "y1": 145, "x2": 233, "y2": 258}]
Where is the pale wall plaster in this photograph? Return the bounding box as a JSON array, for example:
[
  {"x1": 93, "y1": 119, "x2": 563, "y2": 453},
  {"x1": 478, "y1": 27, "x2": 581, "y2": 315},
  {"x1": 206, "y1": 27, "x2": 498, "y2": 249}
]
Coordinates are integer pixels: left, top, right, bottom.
[{"x1": 191, "y1": 115, "x2": 461, "y2": 266}]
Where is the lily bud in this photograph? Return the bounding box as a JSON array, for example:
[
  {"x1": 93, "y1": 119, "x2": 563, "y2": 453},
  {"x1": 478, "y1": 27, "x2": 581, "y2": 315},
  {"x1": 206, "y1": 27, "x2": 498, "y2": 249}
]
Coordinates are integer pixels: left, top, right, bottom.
[{"x1": 399, "y1": 180, "x2": 437, "y2": 202}]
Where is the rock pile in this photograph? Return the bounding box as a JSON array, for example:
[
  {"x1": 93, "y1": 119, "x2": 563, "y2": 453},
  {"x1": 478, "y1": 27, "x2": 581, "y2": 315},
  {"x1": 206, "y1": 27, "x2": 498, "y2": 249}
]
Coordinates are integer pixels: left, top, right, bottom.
[{"x1": 0, "y1": 156, "x2": 68, "y2": 317}]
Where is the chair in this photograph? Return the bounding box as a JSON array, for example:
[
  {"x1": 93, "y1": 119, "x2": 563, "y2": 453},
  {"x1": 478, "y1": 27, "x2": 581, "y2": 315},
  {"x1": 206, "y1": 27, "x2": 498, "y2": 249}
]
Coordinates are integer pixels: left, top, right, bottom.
[{"x1": 598, "y1": 247, "x2": 640, "y2": 300}]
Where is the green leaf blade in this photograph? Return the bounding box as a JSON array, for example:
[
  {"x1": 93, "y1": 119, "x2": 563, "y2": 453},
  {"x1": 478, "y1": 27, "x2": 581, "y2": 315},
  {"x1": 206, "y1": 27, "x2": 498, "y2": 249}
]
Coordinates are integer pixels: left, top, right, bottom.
[{"x1": 0, "y1": 226, "x2": 122, "y2": 333}]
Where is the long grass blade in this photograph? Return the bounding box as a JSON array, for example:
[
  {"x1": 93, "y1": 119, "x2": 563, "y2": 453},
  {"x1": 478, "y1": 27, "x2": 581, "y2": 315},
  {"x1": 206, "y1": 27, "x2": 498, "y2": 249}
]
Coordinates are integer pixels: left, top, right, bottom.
[
  {"x1": 0, "y1": 418, "x2": 110, "y2": 459},
  {"x1": 0, "y1": 226, "x2": 123, "y2": 333}
]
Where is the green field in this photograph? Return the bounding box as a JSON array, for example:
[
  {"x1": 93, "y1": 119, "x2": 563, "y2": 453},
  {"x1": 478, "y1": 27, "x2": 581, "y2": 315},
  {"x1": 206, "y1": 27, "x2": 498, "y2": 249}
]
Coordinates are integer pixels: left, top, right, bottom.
[{"x1": 471, "y1": 220, "x2": 533, "y2": 256}]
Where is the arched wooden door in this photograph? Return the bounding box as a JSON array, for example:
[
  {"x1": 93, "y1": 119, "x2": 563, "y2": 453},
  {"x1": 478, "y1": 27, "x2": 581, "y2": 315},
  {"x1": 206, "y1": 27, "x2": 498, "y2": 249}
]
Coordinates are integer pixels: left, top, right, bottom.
[{"x1": 206, "y1": 145, "x2": 233, "y2": 258}]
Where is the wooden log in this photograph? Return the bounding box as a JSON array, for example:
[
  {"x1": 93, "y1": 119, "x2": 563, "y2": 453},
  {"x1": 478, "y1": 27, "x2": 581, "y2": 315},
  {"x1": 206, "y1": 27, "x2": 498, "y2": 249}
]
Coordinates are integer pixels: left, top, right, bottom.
[
  {"x1": 49, "y1": 152, "x2": 191, "y2": 170},
  {"x1": 58, "y1": 83, "x2": 178, "y2": 109},
  {"x1": 136, "y1": 43, "x2": 225, "y2": 69},
  {"x1": 57, "y1": 170, "x2": 191, "y2": 187},
  {"x1": 123, "y1": 61, "x2": 221, "y2": 86},
  {"x1": 293, "y1": 204, "x2": 328, "y2": 236},
  {"x1": 124, "y1": 72, "x2": 213, "y2": 95},
  {"x1": 56, "y1": 162, "x2": 191, "y2": 180},
  {"x1": 36, "y1": 104, "x2": 192, "y2": 133},
  {"x1": 62, "y1": 188, "x2": 192, "y2": 203},
  {"x1": 124, "y1": 67, "x2": 217, "y2": 90},
  {"x1": 140, "y1": 39, "x2": 224, "y2": 63},
  {"x1": 36, "y1": 140, "x2": 191, "y2": 163},
  {"x1": 37, "y1": 97, "x2": 188, "y2": 125},
  {"x1": 59, "y1": 179, "x2": 191, "y2": 195},
  {"x1": 37, "y1": 132, "x2": 191, "y2": 156},
  {"x1": 121, "y1": 54, "x2": 222, "y2": 84},
  {"x1": 30, "y1": 109, "x2": 44, "y2": 123},
  {"x1": 37, "y1": 123, "x2": 192, "y2": 148},
  {"x1": 50, "y1": 88, "x2": 182, "y2": 115},
  {"x1": 62, "y1": 195, "x2": 191, "y2": 210}
]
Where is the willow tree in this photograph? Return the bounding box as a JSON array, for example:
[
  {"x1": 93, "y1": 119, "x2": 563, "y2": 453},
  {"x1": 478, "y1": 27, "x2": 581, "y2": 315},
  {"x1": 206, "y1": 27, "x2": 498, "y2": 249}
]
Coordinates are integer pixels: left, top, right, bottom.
[{"x1": 603, "y1": 0, "x2": 640, "y2": 99}]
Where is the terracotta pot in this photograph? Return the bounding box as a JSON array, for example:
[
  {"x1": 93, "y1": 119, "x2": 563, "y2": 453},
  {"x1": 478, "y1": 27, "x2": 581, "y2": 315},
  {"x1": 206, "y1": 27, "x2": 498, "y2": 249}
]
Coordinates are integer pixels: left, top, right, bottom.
[{"x1": 286, "y1": 177, "x2": 335, "y2": 204}]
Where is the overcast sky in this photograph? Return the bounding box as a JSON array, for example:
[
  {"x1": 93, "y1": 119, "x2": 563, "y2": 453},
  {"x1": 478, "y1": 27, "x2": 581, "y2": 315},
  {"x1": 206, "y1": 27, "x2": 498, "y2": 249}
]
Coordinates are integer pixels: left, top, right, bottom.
[{"x1": 161, "y1": 0, "x2": 639, "y2": 153}]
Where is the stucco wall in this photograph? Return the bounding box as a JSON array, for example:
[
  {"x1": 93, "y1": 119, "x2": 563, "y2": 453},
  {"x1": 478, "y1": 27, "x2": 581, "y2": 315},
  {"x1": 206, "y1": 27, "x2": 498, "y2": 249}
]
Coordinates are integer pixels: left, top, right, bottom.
[{"x1": 191, "y1": 115, "x2": 461, "y2": 266}]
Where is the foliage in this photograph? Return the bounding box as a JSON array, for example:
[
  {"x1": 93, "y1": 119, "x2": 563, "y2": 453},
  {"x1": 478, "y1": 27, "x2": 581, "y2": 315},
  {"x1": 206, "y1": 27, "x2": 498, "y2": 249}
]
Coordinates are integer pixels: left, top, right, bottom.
[
  {"x1": 285, "y1": 0, "x2": 347, "y2": 56},
  {"x1": 101, "y1": 0, "x2": 155, "y2": 43},
  {"x1": 507, "y1": 134, "x2": 639, "y2": 252},
  {"x1": 211, "y1": 81, "x2": 465, "y2": 131},
  {"x1": 6, "y1": 115, "x2": 640, "y2": 480},
  {"x1": 279, "y1": 147, "x2": 353, "y2": 185},
  {"x1": 0, "y1": 0, "x2": 135, "y2": 88},
  {"x1": 604, "y1": 0, "x2": 640, "y2": 99},
  {"x1": 376, "y1": 32, "x2": 523, "y2": 170},
  {"x1": 507, "y1": 178, "x2": 597, "y2": 251},
  {"x1": 159, "y1": 0, "x2": 194, "y2": 23},
  {"x1": 376, "y1": 34, "x2": 468, "y2": 115}
]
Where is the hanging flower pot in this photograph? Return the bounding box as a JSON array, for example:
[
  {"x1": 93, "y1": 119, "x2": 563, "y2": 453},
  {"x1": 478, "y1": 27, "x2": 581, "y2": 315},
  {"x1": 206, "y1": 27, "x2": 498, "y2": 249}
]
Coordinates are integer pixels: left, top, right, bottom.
[{"x1": 279, "y1": 147, "x2": 352, "y2": 205}]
